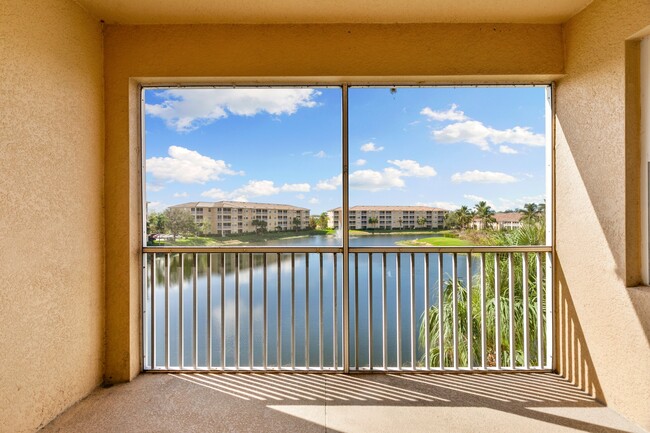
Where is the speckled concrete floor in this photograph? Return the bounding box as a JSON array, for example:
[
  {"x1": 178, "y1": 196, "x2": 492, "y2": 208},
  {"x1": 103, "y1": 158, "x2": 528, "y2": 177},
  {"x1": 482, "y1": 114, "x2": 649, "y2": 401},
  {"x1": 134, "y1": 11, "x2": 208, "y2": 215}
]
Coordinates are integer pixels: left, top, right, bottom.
[{"x1": 40, "y1": 373, "x2": 647, "y2": 433}]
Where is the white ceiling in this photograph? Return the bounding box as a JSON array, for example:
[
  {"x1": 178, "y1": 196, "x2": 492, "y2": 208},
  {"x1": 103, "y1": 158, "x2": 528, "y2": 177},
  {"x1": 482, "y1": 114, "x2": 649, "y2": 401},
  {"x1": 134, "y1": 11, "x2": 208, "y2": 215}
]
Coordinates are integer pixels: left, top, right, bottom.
[{"x1": 76, "y1": 0, "x2": 593, "y2": 25}]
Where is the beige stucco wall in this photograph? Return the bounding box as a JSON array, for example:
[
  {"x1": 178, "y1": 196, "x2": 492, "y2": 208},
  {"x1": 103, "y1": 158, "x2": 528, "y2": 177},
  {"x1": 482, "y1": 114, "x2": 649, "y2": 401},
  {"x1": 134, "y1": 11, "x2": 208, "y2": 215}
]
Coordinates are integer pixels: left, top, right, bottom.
[
  {"x1": 555, "y1": 0, "x2": 650, "y2": 429},
  {"x1": 0, "y1": 0, "x2": 105, "y2": 432},
  {"x1": 103, "y1": 22, "x2": 564, "y2": 383}
]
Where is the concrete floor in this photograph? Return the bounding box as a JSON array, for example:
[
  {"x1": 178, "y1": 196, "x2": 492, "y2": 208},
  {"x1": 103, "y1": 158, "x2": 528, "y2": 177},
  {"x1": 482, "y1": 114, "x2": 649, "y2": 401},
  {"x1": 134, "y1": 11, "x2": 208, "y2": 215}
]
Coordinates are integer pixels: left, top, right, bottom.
[{"x1": 41, "y1": 372, "x2": 647, "y2": 433}]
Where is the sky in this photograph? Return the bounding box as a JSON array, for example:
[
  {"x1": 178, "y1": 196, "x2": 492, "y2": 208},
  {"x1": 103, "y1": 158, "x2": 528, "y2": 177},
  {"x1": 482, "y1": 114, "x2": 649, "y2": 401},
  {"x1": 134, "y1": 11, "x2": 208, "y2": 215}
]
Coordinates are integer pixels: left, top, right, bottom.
[{"x1": 144, "y1": 86, "x2": 547, "y2": 215}]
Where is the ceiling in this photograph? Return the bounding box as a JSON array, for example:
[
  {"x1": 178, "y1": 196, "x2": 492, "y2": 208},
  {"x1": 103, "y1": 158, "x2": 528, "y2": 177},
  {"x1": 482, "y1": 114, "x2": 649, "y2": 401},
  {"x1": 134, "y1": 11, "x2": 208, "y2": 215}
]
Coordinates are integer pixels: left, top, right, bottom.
[{"x1": 76, "y1": 0, "x2": 593, "y2": 25}]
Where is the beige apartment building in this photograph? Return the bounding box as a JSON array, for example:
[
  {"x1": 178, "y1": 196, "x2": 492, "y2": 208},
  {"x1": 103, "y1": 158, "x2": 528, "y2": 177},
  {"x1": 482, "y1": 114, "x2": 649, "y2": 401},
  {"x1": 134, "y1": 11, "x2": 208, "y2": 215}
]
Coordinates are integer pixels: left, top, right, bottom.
[
  {"x1": 170, "y1": 201, "x2": 310, "y2": 235},
  {"x1": 472, "y1": 212, "x2": 525, "y2": 230},
  {"x1": 327, "y1": 206, "x2": 449, "y2": 230}
]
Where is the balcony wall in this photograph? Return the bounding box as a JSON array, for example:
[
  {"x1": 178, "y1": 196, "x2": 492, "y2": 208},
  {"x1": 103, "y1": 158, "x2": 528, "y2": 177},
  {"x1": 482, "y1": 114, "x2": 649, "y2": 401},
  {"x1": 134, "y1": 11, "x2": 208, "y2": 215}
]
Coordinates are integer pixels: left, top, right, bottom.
[
  {"x1": 0, "y1": 1, "x2": 105, "y2": 432},
  {"x1": 555, "y1": 0, "x2": 650, "y2": 429},
  {"x1": 103, "y1": 21, "x2": 564, "y2": 384}
]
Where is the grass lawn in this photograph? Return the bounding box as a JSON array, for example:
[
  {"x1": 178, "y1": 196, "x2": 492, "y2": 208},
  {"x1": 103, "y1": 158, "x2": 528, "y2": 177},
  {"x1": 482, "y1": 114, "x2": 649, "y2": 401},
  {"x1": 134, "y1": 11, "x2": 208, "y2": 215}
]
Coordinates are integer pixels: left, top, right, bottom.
[{"x1": 397, "y1": 236, "x2": 472, "y2": 247}]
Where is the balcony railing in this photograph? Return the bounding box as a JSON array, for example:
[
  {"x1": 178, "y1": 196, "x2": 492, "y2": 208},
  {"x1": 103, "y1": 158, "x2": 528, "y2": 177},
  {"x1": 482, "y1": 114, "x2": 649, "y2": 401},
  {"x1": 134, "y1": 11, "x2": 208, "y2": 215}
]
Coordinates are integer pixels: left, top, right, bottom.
[{"x1": 143, "y1": 246, "x2": 552, "y2": 373}]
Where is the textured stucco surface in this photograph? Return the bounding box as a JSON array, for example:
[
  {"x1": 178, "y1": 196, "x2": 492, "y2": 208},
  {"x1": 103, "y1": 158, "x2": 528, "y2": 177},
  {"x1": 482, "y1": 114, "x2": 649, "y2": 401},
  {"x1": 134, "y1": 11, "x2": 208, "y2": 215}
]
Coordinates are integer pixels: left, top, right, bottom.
[
  {"x1": 75, "y1": 0, "x2": 593, "y2": 25},
  {"x1": 0, "y1": 0, "x2": 105, "y2": 432},
  {"x1": 102, "y1": 22, "x2": 564, "y2": 384},
  {"x1": 555, "y1": 0, "x2": 650, "y2": 429}
]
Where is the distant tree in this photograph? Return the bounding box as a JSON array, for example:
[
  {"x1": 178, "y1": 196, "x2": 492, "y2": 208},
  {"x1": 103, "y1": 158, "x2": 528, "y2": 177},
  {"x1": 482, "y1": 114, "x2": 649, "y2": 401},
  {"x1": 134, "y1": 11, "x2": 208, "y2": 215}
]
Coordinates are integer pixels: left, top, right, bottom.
[
  {"x1": 251, "y1": 219, "x2": 268, "y2": 234},
  {"x1": 275, "y1": 224, "x2": 283, "y2": 232},
  {"x1": 368, "y1": 216, "x2": 379, "y2": 230},
  {"x1": 163, "y1": 208, "x2": 196, "y2": 240},
  {"x1": 318, "y1": 212, "x2": 329, "y2": 230},
  {"x1": 474, "y1": 201, "x2": 496, "y2": 230},
  {"x1": 292, "y1": 216, "x2": 301, "y2": 231},
  {"x1": 309, "y1": 216, "x2": 319, "y2": 230},
  {"x1": 398, "y1": 217, "x2": 403, "y2": 229},
  {"x1": 521, "y1": 202, "x2": 544, "y2": 225},
  {"x1": 417, "y1": 216, "x2": 427, "y2": 228},
  {"x1": 147, "y1": 211, "x2": 167, "y2": 235},
  {"x1": 444, "y1": 211, "x2": 459, "y2": 229},
  {"x1": 455, "y1": 206, "x2": 474, "y2": 230}
]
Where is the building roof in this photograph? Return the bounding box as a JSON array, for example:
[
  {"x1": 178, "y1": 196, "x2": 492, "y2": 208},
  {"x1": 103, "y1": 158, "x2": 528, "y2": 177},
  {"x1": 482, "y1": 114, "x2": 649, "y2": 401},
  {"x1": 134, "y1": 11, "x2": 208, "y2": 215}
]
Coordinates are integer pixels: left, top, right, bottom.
[
  {"x1": 170, "y1": 201, "x2": 309, "y2": 211},
  {"x1": 494, "y1": 212, "x2": 524, "y2": 222},
  {"x1": 327, "y1": 205, "x2": 449, "y2": 212}
]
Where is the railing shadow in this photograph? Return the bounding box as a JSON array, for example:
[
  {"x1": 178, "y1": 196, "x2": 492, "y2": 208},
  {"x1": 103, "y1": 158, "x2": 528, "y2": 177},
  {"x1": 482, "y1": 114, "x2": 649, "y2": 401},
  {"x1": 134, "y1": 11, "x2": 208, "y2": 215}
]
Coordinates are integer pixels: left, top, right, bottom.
[{"x1": 171, "y1": 372, "x2": 640, "y2": 433}]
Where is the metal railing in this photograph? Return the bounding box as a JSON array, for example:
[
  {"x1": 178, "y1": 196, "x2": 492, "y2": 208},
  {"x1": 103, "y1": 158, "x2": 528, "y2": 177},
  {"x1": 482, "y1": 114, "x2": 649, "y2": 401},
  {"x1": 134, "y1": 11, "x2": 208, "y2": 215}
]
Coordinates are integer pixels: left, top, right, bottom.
[{"x1": 143, "y1": 246, "x2": 552, "y2": 373}]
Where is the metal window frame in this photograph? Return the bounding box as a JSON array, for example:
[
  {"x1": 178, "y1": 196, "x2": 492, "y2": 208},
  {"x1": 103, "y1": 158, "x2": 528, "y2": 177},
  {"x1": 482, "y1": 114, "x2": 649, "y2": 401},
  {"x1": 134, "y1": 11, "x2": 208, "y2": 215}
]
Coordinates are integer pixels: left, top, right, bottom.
[{"x1": 140, "y1": 83, "x2": 555, "y2": 374}]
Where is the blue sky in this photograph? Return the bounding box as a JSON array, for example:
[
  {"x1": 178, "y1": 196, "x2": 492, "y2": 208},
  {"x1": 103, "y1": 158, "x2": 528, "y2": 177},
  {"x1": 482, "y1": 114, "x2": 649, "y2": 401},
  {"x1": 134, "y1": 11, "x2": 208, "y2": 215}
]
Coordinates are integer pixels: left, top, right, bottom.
[{"x1": 144, "y1": 86, "x2": 547, "y2": 215}]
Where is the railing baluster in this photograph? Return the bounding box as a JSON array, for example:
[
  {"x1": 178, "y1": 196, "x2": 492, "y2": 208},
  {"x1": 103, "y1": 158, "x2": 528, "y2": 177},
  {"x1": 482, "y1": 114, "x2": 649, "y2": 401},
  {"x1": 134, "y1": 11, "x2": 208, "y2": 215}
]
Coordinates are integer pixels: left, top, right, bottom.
[
  {"x1": 382, "y1": 253, "x2": 387, "y2": 370},
  {"x1": 248, "y1": 253, "x2": 253, "y2": 370},
  {"x1": 235, "y1": 253, "x2": 240, "y2": 370},
  {"x1": 263, "y1": 254, "x2": 268, "y2": 370},
  {"x1": 495, "y1": 253, "x2": 501, "y2": 369},
  {"x1": 333, "y1": 253, "x2": 338, "y2": 369},
  {"x1": 291, "y1": 253, "x2": 295, "y2": 371},
  {"x1": 354, "y1": 253, "x2": 359, "y2": 370},
  {"x1": 165, "y1": 253, "x2": 170, "y2": 370},
  {"x1": 508, "y1": 252, "x2": 515, "y2": 368},
  {"x1": 396, "y1": 253, "x2": 402, "y2": 370},
  {"x1": 480, "y1": 253, "x2": 487, "y2": 369},
  {"x1": 424, "y1": 253, "x2": 430, "y2": 371},
  {"x1": 179, "y1": 253, "x2": 184, "y2": 369},
  {"x1": 151, "y1": 253, "x2": 156, "y2": 369},
  {"x1": 277, "y1": 253, "x2": 281, "y2": 369},
  {"x1": 221, "y1": 253, "x2": 226, "y2": 370},
  {"x1": 410, "y1": 253, "x2": 416, "y2": 370},
  {"x1": 319, "y1": 253, "x2": 324, "y2": 370},
  {"x1": 545, "y1": 251, "x2": 553, "y2": 369},
  {"x1": 305, "y1": 253, "x2": 310, "y2": 370},
  {"x1": 536, "y1": 252, "x2": 543, "y2": 368},
  {"x1": 523, "y1": 252, "x2": 530, "y2": 369},
  {"x1": 452, "y1": 253, "x2": 458, "y2": 370},
  {"x1": 466, "y1": 252, "x2": 472, "y2": 369},
  {"x1": 368, "y1": 253, "x2": 373, "y2": 370},
  {"x1": 193, "y1": 253, "x2": 198, "y2": 370},
  {"x1": 438, "y1": 253, "x2": 444, "y2": 370},
  {"x1": 208, "y1": 253, "x2": 212, "y2": 369}
]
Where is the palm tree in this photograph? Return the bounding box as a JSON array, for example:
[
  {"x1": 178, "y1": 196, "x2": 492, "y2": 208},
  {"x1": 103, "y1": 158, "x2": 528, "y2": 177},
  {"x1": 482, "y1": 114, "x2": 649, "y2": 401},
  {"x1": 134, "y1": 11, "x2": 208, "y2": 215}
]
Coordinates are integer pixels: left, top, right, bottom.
[
  {"x1": 368, "y1": 216, "x2": 379, "y2": 230},
  {"x1": 456, "y1": 206, "x2": 474, "y2": 230},
  {"x1": 419, "y1": 222, "x2": 546, "y2": 368},
  {"x1": 417, "y1": 216, "x2": 427, "y2": 228},
  {"x1": 474, "y1": 201, "x2": 496, "y2": 230},
  {"x1": 521, "y1": 203, "x2": 542, "y2": 225}
]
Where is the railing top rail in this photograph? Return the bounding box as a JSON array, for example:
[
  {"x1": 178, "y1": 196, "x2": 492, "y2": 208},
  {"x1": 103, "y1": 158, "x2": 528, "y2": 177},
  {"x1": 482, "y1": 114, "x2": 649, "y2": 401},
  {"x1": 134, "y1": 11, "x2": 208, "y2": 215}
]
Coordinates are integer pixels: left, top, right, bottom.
[{"x1": 142, "y1": 245, "x2": 551, "y2": 254}]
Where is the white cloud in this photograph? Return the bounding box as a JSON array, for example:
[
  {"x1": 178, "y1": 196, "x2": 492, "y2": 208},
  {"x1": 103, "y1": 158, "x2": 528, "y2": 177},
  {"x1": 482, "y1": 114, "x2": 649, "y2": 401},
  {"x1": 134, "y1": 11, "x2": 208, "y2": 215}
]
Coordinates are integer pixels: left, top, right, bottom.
[
  {"x1": 432, "y1": 120, "x2": 544, "y2": 151},
  {"x1": 280, "y1": 183, "x2": 311, "y2": 193},
  {"x1": 350, "y1": 168, "x2": 405, "y2": 191},
  {"x1": 387, "y1": 159, "x2": 437, "y2": 177},
  {"x1": 147, "y1": 183, "x2": 164, "y2": 192},
  {"x1": 499, "y1": 145, "x2": 519, "y2": 154},
  {"x1": 296, "y1": 193, "x2": 306, "y2": 200},
  {"x1": 315, "y1": 174, "x2": 342, "y2": 191},
  {"x1": 314, "y1": 150, "x2": 327, "y2": 158},
  {"x1": 451, "y1": 170, "x2": 518, "y2": 184},
  {"x1": 200, "y1": 188, "x2": 228, "y2": 200},
  {"x1": 416, "y1": 201, "x2": 460, "y2": 211},
  {"x1": 354, "y1": 159, "x2": 367, "y2": 166},
  {"x1": 200, "y1": 180, "x2": 310, "y2": 201},
  {"x1": 420, "y1": 104, "x2": 468, "y2": 122},
  {"x1": 146, "y1": 88, "x2": 320, "y2": 132},
  {"x1": 360, "y1": 142, "x2": 384, "y2": 152},
  {"x1": 308, "y1": 197, "x2": 320, "y2": 204},
  {"x1": 464, "y1": 194, "x2": 487, "y2": 202},
  {"x1": 173, "y1": 192, "x2": 188, "y2": 198},
  {"x1": 146, "y1": 146, "x2": 242, "y2": 183}
]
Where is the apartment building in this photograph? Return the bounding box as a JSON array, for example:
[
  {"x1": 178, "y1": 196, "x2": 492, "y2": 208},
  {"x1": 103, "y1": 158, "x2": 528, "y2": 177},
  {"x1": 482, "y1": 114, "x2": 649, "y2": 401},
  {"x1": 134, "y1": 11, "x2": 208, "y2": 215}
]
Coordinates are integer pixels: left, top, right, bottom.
[
  {"x1": 170, "y1": 201, "x2": 310, "y2": 235},
  {"x1": 472, "y1": 212, "x2": 524, "y2": 230},
  {"x1": 327, "y1": 206, "x2": 449, "y2": 230}
]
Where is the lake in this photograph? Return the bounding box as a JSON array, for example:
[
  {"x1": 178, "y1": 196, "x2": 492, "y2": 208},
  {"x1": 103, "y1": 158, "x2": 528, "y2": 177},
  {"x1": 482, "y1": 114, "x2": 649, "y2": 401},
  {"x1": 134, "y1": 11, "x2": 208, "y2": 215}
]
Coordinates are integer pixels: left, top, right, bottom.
[{"x1": 146, "y1": 233, "x2": 474, "y2": 370}]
